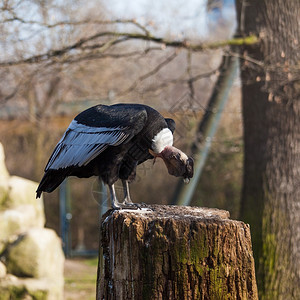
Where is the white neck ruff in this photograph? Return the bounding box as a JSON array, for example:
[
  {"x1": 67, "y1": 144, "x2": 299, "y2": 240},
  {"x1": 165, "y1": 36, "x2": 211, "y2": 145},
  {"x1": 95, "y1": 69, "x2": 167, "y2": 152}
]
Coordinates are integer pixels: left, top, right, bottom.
[{"x1": 152, "y1": 128, "x2": 173, "y2": 153}]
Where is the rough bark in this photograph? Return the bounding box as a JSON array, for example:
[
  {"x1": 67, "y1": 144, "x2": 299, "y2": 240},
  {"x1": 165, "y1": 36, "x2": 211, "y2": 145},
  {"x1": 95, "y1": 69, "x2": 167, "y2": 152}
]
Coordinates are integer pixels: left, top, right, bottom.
[
  {"x1": 97, "y1": 205, "x2": 258, "y2": 300},
  {"x1": 235, "y1": 0, "x2": 300, "y2": 298}
]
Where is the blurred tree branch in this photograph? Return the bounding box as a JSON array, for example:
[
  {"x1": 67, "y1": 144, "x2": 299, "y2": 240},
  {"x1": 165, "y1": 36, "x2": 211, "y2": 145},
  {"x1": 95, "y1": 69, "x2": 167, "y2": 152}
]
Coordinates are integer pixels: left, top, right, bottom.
[
  {"x1": 0, "y1": 29, "x2": 258, "y2": 67},
  {"x1": 2, "y1": 16, "x2": 150, "y2": 34},
  {"x1": 142, "y1": 68, "x2": 220, "y2": 94},
  {"x1": 121, "y1": 52, "x2": 178, "y2": 95},
  {"x1": 0, "y1": 1, "x2": 257, "y2": 123}
]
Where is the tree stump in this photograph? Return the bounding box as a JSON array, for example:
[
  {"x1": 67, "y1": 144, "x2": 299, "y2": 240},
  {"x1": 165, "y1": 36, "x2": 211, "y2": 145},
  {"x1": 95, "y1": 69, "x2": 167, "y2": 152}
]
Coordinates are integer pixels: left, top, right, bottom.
[{"x1": 97, "y1": 205, "x2": 258, "y2": 300}]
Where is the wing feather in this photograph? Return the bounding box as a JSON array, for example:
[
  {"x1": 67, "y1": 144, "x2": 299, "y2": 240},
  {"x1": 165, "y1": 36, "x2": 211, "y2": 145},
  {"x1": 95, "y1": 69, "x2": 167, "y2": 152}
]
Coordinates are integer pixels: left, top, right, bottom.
[
  {"x1": 45, "y1": 121, "x2": 130, "y2": 171},
  {"x1": 45, "y1": 104, "x2": 148, "y2": 171}
]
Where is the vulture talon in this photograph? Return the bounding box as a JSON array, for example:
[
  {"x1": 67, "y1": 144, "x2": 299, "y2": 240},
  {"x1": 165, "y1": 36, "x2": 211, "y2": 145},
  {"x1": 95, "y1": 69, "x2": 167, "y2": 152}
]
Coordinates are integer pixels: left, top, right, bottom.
[{"x1": 123, "y1": 203, "x2": 142, "y2": 210}]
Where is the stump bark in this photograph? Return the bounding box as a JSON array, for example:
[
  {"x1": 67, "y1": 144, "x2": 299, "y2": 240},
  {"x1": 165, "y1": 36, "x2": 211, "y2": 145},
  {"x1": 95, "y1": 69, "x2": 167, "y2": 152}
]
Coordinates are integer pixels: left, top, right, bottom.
[{"x1": 97, "y1": 205, "x2": 258, "y2": 300}]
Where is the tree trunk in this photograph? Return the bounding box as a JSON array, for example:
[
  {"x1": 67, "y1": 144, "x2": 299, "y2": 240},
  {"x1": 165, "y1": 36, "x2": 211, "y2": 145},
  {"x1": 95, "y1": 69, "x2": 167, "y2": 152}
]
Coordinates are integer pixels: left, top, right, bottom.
[
  {"x1": 235, "y1": 0, "x2": 300, "y2": 298},
  {"x1": 97, "y1": 205, "x2": 258, "y2": 300}
]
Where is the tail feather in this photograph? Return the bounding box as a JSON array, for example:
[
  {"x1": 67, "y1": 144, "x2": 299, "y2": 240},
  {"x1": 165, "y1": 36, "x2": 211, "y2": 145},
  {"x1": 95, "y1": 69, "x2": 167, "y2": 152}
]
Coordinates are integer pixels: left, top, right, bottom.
[{"x1": 36, "y1": 169, "x2": 68, "y2": 198}]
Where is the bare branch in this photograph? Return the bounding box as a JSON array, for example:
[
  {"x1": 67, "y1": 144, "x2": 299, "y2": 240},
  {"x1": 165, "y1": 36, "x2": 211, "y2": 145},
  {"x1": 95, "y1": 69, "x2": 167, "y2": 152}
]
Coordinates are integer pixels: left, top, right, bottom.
[
  {"x1": 120, "y1": 52, "x2": 178, "y2": 95},
  {"x1": 2, "y1": 16, "x2": 150, "y2": 34},
  {"x1": 186, "y1": 50, "x2": 195, "y2": 98},
  {"x1": 189, "y1": 68, "x2": 220, "y2": 83},
  {"x1": 0, "y1": 31, "x2": 259, "y2": 67},
  {"x1": 140, "y1": 53, "x2": 178, "y2": 82},
  {"x1": 0, "y1": 87, "x2": 19, "y2": 104},
  {"x1": 227, "y1": 50, "x2": 264, "y2": 67},
  {"x1": 143, "y1": 67, "x2": 219, "y2": 94},
  {"x1": 0, "y1": 67, "x2": 38, "y2": 105}
]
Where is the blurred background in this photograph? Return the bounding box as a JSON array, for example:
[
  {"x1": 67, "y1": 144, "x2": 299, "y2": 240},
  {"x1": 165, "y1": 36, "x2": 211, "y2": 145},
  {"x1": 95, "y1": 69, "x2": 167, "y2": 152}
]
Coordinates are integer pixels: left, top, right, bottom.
[
  {"x1": 0, "y1": 1, "x2": 240, "y2": 298},
  {"x1": 0, "y1": 0, "x2": 298, "y2": 299},
  {"x1": 0, "y1": 0, "x2": 240, "y2": 253}
]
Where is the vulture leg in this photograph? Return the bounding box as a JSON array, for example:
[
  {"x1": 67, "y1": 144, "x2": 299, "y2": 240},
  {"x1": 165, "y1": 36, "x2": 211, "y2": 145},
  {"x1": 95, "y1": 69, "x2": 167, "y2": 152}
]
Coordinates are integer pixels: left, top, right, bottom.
[
  {"x1": 122, "y1": 180, "x2": 133, "y2": 204},
  {"x1": 109, "y1": 183, "x2": 140, "y2": 210},
  {"x1": 108, "y1": 184, "x2": 122, "y2": 209},
  {"x1": 121, "y1": 180, "x2": 142, "y2": 209}
]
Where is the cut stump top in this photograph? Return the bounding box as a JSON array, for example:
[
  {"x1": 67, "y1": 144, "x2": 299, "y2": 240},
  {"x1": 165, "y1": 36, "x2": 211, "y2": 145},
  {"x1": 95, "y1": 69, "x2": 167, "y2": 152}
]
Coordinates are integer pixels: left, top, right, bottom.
[{"x1": 103, "y1": 204, "x2": 230, "y2": 224}]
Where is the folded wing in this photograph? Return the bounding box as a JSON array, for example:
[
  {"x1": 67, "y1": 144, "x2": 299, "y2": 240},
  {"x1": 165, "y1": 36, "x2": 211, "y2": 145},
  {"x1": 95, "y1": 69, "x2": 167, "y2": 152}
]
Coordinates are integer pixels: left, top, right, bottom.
[
  {"x1": 46, "y1": 123, "x2": 129, "y2": 170},
  {"x1": 45, "y1": 104, "x2": 148, "y2": 171}
]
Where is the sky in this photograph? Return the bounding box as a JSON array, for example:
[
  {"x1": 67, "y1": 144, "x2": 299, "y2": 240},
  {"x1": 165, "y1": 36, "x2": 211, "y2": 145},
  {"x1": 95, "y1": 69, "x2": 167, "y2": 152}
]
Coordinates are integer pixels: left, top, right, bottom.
[
  {"x1": 0, "y1": 0, "x2": 236, "y2": 62},
  {"x1": 103, "y1": 0, "x2": 236, "y2": 39}
]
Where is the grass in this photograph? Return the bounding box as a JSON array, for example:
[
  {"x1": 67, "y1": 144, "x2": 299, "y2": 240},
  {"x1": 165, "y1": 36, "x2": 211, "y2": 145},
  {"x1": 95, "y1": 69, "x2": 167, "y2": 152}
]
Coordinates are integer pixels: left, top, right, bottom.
[{"x1": 64, "y1": 257, "x2": 98, "y2": 300}]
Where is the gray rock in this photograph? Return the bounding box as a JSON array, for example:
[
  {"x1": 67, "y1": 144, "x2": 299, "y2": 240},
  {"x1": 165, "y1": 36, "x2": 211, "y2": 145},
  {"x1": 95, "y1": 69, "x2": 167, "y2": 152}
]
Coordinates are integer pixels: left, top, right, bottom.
[
  {"x1": 0, "y1": 175, "x2": 43, "y2": 213},
  {"x1": 6, "y1": 176, "x2": 41, "y2": 208},
  {"x1": 0, "y1": 262, "x2": 6, "y2": 278},
  {"x1": 0, "y1": 178, "x2": 9, "y2": 208},
  {"x1": 0, "y1": 204, "x2": 45, "y2": 247},
  {"x1": 0, "y1": 176, "x2": 45, "y2": 244},
  {"x1": 0, "y1": 274, "x2": 63, "y2": 300},
  {"x1": 0, "y1": 143, "x2": 9, "y2": 179},
  {"x1": 6, "y1": 228, "x2": 65, "y2": 281},
  {"x1": 0, "y1": 143, "x2": 64, "y2": 300}
]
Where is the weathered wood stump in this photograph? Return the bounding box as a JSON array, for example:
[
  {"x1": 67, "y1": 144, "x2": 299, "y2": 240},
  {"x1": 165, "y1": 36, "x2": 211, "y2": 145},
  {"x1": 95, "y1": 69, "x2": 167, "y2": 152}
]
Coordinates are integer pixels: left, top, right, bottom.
[{"x1": 97, "y1": 205, "x2": 258, "y2": 300}]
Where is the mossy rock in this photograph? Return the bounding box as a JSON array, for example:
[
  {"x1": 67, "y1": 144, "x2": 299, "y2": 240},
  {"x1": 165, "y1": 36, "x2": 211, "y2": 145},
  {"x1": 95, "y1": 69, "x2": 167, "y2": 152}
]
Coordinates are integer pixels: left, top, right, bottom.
[
  {"x1": 0, "y1": 179, "x2": 9, "y2": 208},
  {"x1": 0, "y1": 204, "x2": 45, "y2": 248},
  {"x1": 0, "y1": 262, "x2": 7, "y2": 278},
  {"x1": 0, "y1": 275, "x2": 63, "y2": 300},
  {"x1": 6, "y1": 176, "x2": 40, "y2": 208},
  {"x1": 0, "y1": 143, "x2": 9, "y2": 180},
  {"x1": 5, "y1": 228, "x2": 64, "y2": 280}
]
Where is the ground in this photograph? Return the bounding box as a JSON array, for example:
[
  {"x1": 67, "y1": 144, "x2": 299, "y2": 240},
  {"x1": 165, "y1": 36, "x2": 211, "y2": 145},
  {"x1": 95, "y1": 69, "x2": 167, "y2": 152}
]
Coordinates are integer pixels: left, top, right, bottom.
[{"x1": 64, "y1": 258, "x2": 98, "y2": 300}]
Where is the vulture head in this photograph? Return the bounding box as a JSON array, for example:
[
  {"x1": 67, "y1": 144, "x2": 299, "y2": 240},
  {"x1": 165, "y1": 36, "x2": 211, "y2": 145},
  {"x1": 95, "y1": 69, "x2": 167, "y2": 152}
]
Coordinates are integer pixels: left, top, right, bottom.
[{"x1": 150, "y1": 146, "x2": 194, "y2": 183}]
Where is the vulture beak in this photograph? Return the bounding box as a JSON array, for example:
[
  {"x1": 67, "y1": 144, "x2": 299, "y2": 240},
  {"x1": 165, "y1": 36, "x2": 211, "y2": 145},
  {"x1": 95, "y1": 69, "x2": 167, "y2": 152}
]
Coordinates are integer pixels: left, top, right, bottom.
[{"x1": 150, "y1": 146, "x2": 194, "y2": 183}]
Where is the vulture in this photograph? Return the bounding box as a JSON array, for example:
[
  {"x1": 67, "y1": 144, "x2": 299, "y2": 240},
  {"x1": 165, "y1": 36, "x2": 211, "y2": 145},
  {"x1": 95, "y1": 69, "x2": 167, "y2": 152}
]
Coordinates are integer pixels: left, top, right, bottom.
[{"x1": 36, "y1": 103, "x2": 194, "y2": 209}]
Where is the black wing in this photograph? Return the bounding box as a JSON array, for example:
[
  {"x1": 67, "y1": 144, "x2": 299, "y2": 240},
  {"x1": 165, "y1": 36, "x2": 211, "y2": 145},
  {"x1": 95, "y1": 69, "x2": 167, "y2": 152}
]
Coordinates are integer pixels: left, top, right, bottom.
[{"x1": 45, "y1": 104, "x2": 148, "y2": 171}]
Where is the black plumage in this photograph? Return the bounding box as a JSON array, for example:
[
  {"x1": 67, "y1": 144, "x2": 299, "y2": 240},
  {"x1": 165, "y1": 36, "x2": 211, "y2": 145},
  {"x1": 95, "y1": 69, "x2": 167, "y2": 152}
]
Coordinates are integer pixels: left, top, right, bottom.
[{"x1": 36, "y1": 103, "x2": 193, "y2": 208}]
